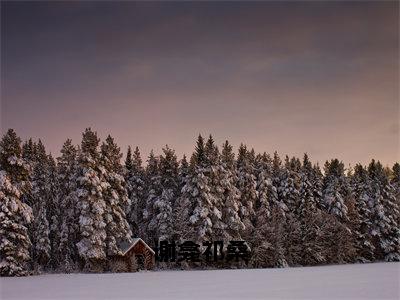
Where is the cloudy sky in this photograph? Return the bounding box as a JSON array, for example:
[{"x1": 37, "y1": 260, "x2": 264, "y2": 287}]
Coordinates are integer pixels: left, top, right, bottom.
[{"x1": 1, "y1": 1, "x2": 398, "y2": 166}]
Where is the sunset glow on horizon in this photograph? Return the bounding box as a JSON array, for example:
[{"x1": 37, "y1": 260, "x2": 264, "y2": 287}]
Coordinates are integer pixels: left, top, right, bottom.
[{"x1": 1, "y1": 1, "x2": 399, "y2": 166}]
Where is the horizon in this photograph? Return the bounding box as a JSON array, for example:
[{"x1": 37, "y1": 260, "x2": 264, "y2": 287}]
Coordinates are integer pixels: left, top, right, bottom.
[
  {"x1": 2, "y1": 126, "x2": 398, "y2": 170},
  {"x1": 1, "y1": 1, "x2": 399, "y2": 166}
]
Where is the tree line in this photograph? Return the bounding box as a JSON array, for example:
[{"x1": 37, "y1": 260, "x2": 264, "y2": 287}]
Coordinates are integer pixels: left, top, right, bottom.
[{"x1": 0, "y1": 128, "x2": 399, "y2": 276}]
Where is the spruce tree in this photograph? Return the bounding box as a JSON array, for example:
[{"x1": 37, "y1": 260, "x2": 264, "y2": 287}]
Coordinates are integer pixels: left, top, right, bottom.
[
  {"x1": 391, "y1": 162, "x2": 400, "y2": 223},
  {"x1": 125, "y1": 146, "x2": 146, "y2": 236},
  {"x1": 253, "y1": 153, "x2": 272, "y2": 231},
  {"x1": 236, "y1": 144, "x2": 258, "y2": 237},
  {"x1": 0, "y1": 129, "x2": 30, "y2": 192},
  {"x1": 270, "y1": 151, "x2": 288, "y2": 215},
  {"x1": 220, "y1": 141, "x2": 244, "y2": 240},
  {"x1": 148, "y1": 146, "x2": 179, "y2": 242},
  {"x1": 183, "y1": 135, "x2": 214, "y2": 242},
  {"x1": 173, "y1": 155, "x2": 192, "y2": 242},
  {"x1": 368, "y1": 160, "x2": 400, "y2": 261},
  {"x1": 46, "y1": 154, "x2": 61, "y2": 269},
  {"x1": 297, "y1": 154, "x2": 326, "y2": 265},
  {"x1": 322, "y1": 159, "x2": 350, "y2": 221},
  {"x1": 0, "y1": 129, "x2": 33, "y2": 276},
  {"x1": 0, "y1": 171, "x2": 33, "y2": 276},
  {"x1": 30, "y1": 140, "x2": 51, "y2": 270},
  {"x1": 74, "y1": 128, "x2": 108, "y2": 271},
  {"x1": 204, "y1": 136, "x2": 226, "y2": 241},
  {"x1": 278, "y1": 156, "x2": 301, "y2": 214},
  {"x1": 100, "y1": 135, "x2": 133, "y2": 256},
  {"x1": 57, "y1": 139, "x2": 79, "y2": 271},
  {"x1": 143, "y1": 150, "x2": 162, "y2": 243},
  {"x1": 298, "y1": 154, "x2": 318, "y2": 217},
  {"x1": 350, "y1": 164, "x2": 375, "y2": 261},
  {"x1": 22, "y1": 139, "x2": 35, "y2": 165}
]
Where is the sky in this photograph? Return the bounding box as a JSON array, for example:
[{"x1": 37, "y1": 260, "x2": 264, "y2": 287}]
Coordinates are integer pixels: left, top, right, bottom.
[{"x1": 1, "y1": 1, "x2": 399, "y2": 166}]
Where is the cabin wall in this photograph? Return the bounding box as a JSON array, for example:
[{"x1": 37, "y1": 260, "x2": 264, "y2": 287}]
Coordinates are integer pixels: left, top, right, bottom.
[{"x1": 108, "y1": 241, "x2": 155, "y2": 272}]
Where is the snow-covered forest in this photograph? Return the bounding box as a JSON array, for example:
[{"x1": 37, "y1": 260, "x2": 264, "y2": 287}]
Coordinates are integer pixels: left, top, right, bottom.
[{"x1": 1, "y1": 128, "x2": 399, "y2": 276}]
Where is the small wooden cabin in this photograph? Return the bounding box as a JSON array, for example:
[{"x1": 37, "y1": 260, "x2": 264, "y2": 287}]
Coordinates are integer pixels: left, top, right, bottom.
[{"x1": 109, "y1": 238, "x2": 155, "y2": 272}]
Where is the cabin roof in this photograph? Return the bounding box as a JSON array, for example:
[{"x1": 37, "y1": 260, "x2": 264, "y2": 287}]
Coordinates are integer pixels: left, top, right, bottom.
[{"x1": 118, "y1": 238, "x2": 155, "y2": 256}]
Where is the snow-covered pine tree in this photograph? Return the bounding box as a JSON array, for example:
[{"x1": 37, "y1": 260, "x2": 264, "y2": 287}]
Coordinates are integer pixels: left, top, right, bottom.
[
  {"x1": 32, "y1": 204, "x2": 50, "y2": 270},
  {"x1": 149, "y1": 146, "x2": 179, "y2": 242},
  {"x1": 183, "y1": 135, "x2": 214, "y2": 243},
  {"x1": 270, "y1": 151, "x2": 288, "y2": 216},
  {"x1": 143, "y1": 150, "x2": 162, "y2": 244},
  {"x1": 0, "y1": 171, "x2": 33, "y2": 276},
  {"x1": 349, "y1": 164, "x2": 375, "y2": 262},
  {"x1": 0, "y1": 129, "x2": 33, "y2": 276},
  {"x1": 204, "y1": 136, "x2": 227, "y2": 241},
  {"x1": 295, "y1": 154, "x2": 326, "y2": 265},
  {"x1": 22, "y1": 139, "x2": 35, "y2": 167},
  {"x1": 220, "y1": 141, "x2": 244, "y2": 240},
  {"x1": 236, "y1": 144, "x2": 258, "y2": 238},
  {"x1": 30, "y1": 140, "x2": 51, "y2": 271},
  {"x1": 368, "y1": 160, "x2": 400, "y2": 261},
  {"x1": 0, "y1": 129, "x2": 31, "y2": 194},
  {"x1": 100, "y1": 135, "x2": 132, "y2": 257},
  {"x1": 125, "y1": 146, "x2": 146, "y2": 236},
  {"x1": 253, "y1": 152, "x2": 272, "y2": 231},
  {"x1": 74, "y1": 128, "x2": 108, "y2": 271},
  {"x1": 173, "y1": 155, "x2": 192, "y2": 242},
  {"x1": 46, "y1": 154, "x2": 62, "y2": 269},
  {"x1": 311, "y1": 163, "x2": 324, "y2": 209},
  {"x1": 392, "y1": 163, "x2": 400, "y2": 193},
  {"x1": 56, "y1": 139, "x2": 79, "y2": 272},
  {"x1": 178, "y1": 155, "x2": 190, "y2": 191},
  {"x1": 278, "y1": 156, "x2": 301, "y2": 214},
  {"x1": 298, "y1": 154, "x2": 317, "y2": 217},
  {"x1": 322, "y1": 159, "x2": 350, "y2": 221},
  {"x1": 250, "y1": 152, "x2": 277, "y2": 267},
  {"x1": 250, "y1": 206, "x2": 287, "y2": 268},
  {"x1": 391, "y1": 163, "x2": 400, "y2": 223}
]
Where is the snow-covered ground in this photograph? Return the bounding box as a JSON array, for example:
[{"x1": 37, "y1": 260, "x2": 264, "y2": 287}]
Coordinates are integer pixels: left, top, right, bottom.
[{"x1": 1, "y1": 262, "x2": 399, "y2": 300}]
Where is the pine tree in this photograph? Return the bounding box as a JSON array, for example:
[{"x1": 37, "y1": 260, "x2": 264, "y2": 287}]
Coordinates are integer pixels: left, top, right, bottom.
[
  {"x1": 30, "y1": 140, "x2": 51, "y2": 270},
  {"x1": 183, "y1": 135, "x2": 214, "y2": 243},
  {"x1": 311, "y1": 163, "x2": 324, "y2": 209},
  {"x1": 0, "y1": 129, "x2": 33, "y2": 276},
  {"x1": 204, "y1": 136, "x2": 226, "y2": 241},
  {"x1": 0, "y1": 171, "x2": 33, "y2": 276},
  {"x1": 278, "y1": 156, "x2": 300, "y2": 214},
  {"x1": 57, "y1": 139, "x2": 79, "y2": 271},
  {"x1": 350, "y1": 164, "x2": 375, "y2": 261},
  {"x1": 250, "y1": 153, "x2": 275, "y2": 267},
  {"x1": 46, "y1": 154, "x2": 61, "y2": 269},
  {"x1": 298, "y1": 154, "x2": 318, "y2": 217},
  {"x1": 149, "y1": 146, "x2": 179, "y2": 242},
  {"x1": 0, "y1": 129, "x2": 30, "y2": 192},
  {"x1": 22, "y1": 139, "x2": 35, "y2": 165},
  {"x1": 297, "y1": 154, "x2": 326, "y2": 265},
  {"x1": 250, "y1": 206, "x2": 287, "y2": 268},
  {"x1": 391, "y1": 163, "x2": 400, "y2": 224},
  {"x1": 236, "y1": 144, "x2": 258, "y2": 238},
  {"x1": 143, "y1": 150, "x2": 162, "y2": 244},
  {"x1": 220, "y1": 141, "x2": 244, "y2": 240},
  {"x1": 253, "y1": 153, "x2": 272, "y2": 231},
  {"x1": 173, "y1": 155, "x2": 192, "y2": 242},
  {"x1": 368, "y1": 160, "x2": 400, "y2": 261},
  {"x1": 74, "y1": 128, "x2": 108, "y2": 271},
  {"x1": 322, "y1": 159, "x2": 350, "y2": 221},
  {"x1": 270, "y1": 151, "x2": 288, "y2": 215},
  {"x1": 100, "y1": 135, "x2": 132, "y2": 257},
  {"x1": 125, "y1": 146, "x2": 146, "y2": 236}
]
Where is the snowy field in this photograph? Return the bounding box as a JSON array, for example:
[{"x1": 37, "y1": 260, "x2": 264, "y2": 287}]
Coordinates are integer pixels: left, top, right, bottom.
[{"x1": 1, "y1": 262, "x2": 399, "y2": 300}]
